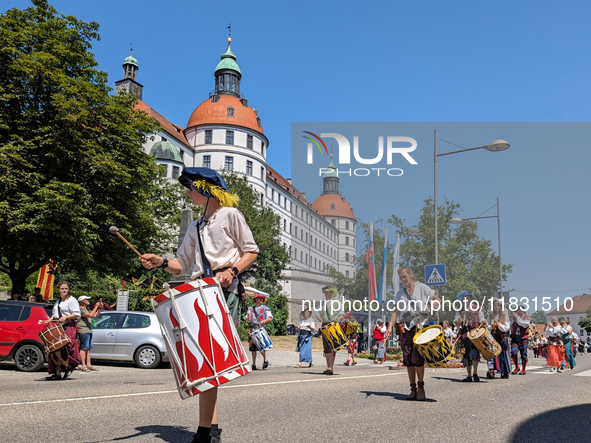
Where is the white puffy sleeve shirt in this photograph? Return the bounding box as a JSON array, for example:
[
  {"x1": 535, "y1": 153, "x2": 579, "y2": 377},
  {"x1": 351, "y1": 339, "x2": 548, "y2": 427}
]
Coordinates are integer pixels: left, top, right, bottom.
[
  {"x1": 52, "y1": 296, "x2": 81, "y2": 321},
  {"x1": 176, "y1": 207, "x2": 259, "y2": 280}
]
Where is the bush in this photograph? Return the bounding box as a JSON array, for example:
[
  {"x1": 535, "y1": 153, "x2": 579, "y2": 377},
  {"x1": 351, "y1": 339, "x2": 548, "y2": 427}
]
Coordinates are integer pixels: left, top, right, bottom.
[{"x1": 235, "y1": 320, "x2": 250, "y2": 342}]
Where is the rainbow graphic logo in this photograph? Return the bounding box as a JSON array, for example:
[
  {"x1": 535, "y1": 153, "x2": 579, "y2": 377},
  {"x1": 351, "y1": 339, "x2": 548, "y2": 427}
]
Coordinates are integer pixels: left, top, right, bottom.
[{"x1": 302, "y1": 131, "x2": 328, "y2": 156}]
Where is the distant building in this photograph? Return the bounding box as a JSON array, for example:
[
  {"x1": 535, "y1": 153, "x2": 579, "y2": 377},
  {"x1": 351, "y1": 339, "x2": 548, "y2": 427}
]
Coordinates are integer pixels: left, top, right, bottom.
[{"x1": 114, "y1": 40, "x2": 357, "y2": 319}]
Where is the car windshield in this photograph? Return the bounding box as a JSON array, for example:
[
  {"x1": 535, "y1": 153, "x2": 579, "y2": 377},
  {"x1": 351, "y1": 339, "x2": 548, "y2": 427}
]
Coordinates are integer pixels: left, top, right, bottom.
[
  {"x1": 122, "y1": 314, "x2": 150, "y2": 328},
  {"x1": 95, "y1": 313, "x2": 123, "y2": 329}
]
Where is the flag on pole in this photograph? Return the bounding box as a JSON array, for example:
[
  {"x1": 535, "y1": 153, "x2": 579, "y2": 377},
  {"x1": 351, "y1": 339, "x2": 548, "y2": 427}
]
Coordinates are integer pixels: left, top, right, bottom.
[
  {"x1": 150, "y1": 276, "x2": 159, "y2": 290},
  {"x1": 132, "y1": 275, "x2": 147, "y2": 286},
  {"x1": 377, "y1": 228, "x2": 388, "y2": 303},
  {"x1": 366, "y1": 220, "x2": 377, "y2": 302},
  {"x1": 36, "y1": 261, "x2": 57, "y2": 300},
  {"x1": 392, "y1": 234, "x2": 401, "y2": 295}
]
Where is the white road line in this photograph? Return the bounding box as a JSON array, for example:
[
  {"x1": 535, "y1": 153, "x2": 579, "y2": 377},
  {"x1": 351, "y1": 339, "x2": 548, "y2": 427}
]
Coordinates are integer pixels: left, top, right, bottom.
[
  {"x1": 0, "y1": 372, "x2": 405, "y2": 407},
  {"x1": 573, "y1": 369, "x2": 591, "y2": 376}
]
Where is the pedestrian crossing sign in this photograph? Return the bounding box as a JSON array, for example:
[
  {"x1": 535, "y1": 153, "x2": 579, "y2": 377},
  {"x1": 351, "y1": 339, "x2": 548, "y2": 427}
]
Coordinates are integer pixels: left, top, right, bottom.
[{"x1": 425, "y1": 264, "x2": 446, "y2": 286}]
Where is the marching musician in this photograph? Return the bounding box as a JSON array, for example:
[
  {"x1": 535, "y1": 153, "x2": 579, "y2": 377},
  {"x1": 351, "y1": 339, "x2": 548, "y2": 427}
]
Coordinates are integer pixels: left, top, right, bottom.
[
  {"x1": 43, "y1": 281, "x2": 81, "y2": 380},
  {"x1": 315, "y1": 286, "x2": 345, "y2": 376},
  {"x1": 510, "y1": 306, "x2": 531, "y2": 375},
  {"x1": 245, "y1": 293, "x2": 273, "y2": 370},
  {"x1": 545, "y1": 317, "x2": 566, "y2": 372},
  {"x1": 140, "y1": 167, "x2": 258, "y2": 443},
  {"x1": 372, "y1": 319, "x2": 387, "y2": 364},
  {"x1": 386, "y1": 267, "x2": 440, "y2": 401},
  {"x1": 454, "y1": 291, "x2": 485, "y2": 382},
  {"x1": 560, "y1": 317, "x2": 576, "y2": 370},
  {"x1": 342, "y1": 318, "x2": 358, "y2": 367},
  {"x1": 486, "y1": 298, "x2": 511, "y2": 379}
]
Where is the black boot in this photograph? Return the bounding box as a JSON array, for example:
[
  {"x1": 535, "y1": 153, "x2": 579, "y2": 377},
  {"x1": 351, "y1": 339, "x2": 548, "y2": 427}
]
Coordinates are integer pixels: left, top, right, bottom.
[
  {"x1": 210, "y1": 424, "x2": 222, "y2": 443},
  {"x1": 191, "y1": 426, "x2": 211, "y2": 443}
]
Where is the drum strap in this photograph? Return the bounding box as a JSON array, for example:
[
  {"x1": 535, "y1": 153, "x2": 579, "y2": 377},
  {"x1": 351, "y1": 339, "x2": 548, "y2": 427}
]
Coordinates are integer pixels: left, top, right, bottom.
[{"x1": 196, "y1": 218, "x2": 213, "y2": 278}]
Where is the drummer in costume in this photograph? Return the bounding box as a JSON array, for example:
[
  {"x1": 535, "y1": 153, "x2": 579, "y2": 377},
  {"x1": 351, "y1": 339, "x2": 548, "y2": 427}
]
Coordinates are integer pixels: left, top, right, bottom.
[
  {"x1": 486, "y1": 298, "x2": 511, "y2": 379},
  {"x1": 245, "y1": 293, "x2": 272, "y2": 369},
  {"x1": 315, "y1": 286, "x2": 345, "y2": 375},
  {"x1": 342, "y1": 317, "x2": 358, "y2": 366},
  {"x1": 140, "y1": 167, "x2": 258, "y2": 443},
  {"x1": 43, "y1": 281, "x2": 81, "y2": 380},
  {"x1": 454, "y1": 291, "x2": 485, "y2": 382},
  {"x1": 510, "y1": 306, "x2": 531, "y2": 375},
  {"x1": 386, "y1": 267, "x2": 440, "y2": 401}
]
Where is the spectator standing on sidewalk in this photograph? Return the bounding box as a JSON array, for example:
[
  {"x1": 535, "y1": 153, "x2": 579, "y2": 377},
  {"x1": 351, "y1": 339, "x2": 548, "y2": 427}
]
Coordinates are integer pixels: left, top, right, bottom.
[{"x1": 77, "y1": 296, "x2": 100, "y2": 372}]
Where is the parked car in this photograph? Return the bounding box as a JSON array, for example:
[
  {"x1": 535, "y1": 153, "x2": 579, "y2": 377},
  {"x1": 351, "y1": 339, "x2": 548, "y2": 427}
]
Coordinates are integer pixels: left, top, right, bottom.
[
  {"x1": 92, "y1": 310, "x2": 168, "y2": 369},
  {"x1": 0, "y1": 300, "x2": 52, "y2": 371}
]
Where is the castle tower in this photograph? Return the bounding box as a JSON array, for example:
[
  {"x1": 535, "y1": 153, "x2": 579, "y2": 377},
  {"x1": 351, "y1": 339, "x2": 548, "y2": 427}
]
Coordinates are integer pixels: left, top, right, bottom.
[{"x1": 115, "y1": 49, "x2": 143, "y2": 100}]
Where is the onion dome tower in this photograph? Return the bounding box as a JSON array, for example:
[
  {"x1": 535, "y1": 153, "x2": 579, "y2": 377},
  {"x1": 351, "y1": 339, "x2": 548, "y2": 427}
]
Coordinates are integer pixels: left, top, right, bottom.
[{"x1": 115, "y1": 49, "x2": 143, "y2": 100}]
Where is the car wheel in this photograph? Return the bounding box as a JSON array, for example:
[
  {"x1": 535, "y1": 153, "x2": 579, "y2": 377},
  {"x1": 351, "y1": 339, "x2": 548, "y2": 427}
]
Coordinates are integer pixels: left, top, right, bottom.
[
  {"x1": 14, "y1": 344, "x2": 45, "y2": 372},
  {"x1": 134, "y1": 345, "x2": 161, "y2": 369}
]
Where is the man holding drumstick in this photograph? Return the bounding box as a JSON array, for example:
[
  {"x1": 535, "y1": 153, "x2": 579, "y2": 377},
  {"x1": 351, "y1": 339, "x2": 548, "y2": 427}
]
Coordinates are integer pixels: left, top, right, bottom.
[
  {"x1": 140, "y1": 167, "x2": 258, "y2": 443},
  {"x1": 386, "y1": 267, "x2": 440, "y2": 401}
]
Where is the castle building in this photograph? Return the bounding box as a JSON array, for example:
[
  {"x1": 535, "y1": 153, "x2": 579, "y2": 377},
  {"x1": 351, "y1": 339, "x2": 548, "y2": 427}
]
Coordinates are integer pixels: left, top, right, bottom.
[{"x1": 115, "y1": 39, "x2": 356, "y2": 317}]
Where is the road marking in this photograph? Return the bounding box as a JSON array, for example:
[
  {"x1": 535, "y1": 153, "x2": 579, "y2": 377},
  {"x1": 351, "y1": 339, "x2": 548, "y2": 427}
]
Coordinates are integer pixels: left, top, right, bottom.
[
  {"x1": 0, "y1": 372, "x2": 405, "y2": 407},
  {"x1": 573, "y1": 369, "x2": 591, "y2": 376}
]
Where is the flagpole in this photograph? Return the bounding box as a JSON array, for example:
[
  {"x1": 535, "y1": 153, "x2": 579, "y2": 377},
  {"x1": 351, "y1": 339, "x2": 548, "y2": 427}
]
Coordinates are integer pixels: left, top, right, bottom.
[{"x1": 368, "y1": 221, "x2": 372, "y2": 344}]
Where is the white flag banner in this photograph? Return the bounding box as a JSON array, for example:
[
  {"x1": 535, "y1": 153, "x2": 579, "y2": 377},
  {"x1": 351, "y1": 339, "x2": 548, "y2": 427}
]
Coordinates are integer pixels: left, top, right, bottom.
[{"x1": 392, "y1": 234, "x2": 401, "y2": 295}]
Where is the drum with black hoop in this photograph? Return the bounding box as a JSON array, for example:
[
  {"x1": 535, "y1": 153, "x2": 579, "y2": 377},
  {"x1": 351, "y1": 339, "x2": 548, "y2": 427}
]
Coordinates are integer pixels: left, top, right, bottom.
[
  {"x1": 469, "y1": 326, "x2": 502, "y2": 360},
  {"x1": 249, "y1": 327, "x2": 273, "y2": 352},
  {"x1": 320, "y1": 321, "x2": 349, "y2": 353},
  {"x1": 152, "y1": 277, "x2": 251, "y2": 399},
  {"x1": 413, "y1": 325, "x2": 453, "y2": 367},
  {"x1": 38, "y1": 322, "x2": 70, "y2": 354},
  {"x1": 344, "y1": 321, "x2": 360, "y2": 336}
]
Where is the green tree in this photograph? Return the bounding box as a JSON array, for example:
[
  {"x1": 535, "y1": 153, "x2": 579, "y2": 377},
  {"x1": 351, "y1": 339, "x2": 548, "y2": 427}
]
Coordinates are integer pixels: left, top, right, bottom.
[
  {"x1": 531, "y1": 310, "x2": 548, "y2": 324},
  {"x1": 0, "y1": 0, "x2": 167, "y2": 294},
  {"x1": 578, "y1": 309, "x2": 591, "y2": 334},
  {"x1": 222, "y1": 172, "x2": 289, "y2": 295}
]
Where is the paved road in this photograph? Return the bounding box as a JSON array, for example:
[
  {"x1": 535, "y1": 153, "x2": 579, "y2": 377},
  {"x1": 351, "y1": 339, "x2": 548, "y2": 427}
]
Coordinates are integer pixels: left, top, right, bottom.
[{"x1": 1, "y1": 351, "x2": 590, "y2": 443}]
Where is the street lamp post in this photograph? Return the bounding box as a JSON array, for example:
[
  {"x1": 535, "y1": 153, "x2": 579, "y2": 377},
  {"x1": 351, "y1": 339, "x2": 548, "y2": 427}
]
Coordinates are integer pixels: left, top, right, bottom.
[
  {"x1": 450, "y1": 197, "x2": 503, "y2": 302},
  {"x1": 434, "y1": 130, "x2": 510, "y2": 265}
]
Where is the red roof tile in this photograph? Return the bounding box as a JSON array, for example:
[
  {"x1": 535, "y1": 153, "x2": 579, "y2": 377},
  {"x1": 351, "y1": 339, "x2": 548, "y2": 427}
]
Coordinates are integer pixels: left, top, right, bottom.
[
  {"x1": 136, "y1": 100, "x2": 190, "y2": 148},
  {"x1": 186, "y1": 95, "x2": 264, "y2": 136},
  {"x1": 548, "y1": 294, "x2": 591, "y2": 315}
]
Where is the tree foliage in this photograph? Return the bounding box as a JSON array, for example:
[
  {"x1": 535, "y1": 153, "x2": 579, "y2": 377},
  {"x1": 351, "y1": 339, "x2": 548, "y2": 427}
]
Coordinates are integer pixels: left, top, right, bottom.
[
  {"x1": 578, "y1": 309, "x2": 591, "y2": 334},
  {"x1": 0, "y1": 0, "x2": 169, "y2": 294},
  {"x1": 331, "y1": 198, "x2": 512, "y2": 322},
  {"x1": 222, "y1": 172, "x2": 289, "y2": 296},
  {"x1": 531, "y1": 310, "x2": 548, "y2": 325}
]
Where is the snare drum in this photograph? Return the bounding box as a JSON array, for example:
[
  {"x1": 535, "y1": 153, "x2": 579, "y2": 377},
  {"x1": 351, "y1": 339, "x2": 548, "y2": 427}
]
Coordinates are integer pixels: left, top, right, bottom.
[
  {"x1": 152, "y1": 278, "x2": 251, "y2": 399},
  {"x1": 249, "y1": 327, "x2": 273, "y2": 352},
  {"x1": 413, "y1": 325, "x2": 453, "y2": 368},
  {"x1": 38, "y1": 323, "x2": 70, "y2": 354},
  {"x1": 320, "y1": 321, "x2": 349, "y2": 353},
  {"x1": 469, "y1": 326, "x2": 502, "y2": 360},
  {"x1": 345, "y1": 321, "x2": 359, "y2": 336}
]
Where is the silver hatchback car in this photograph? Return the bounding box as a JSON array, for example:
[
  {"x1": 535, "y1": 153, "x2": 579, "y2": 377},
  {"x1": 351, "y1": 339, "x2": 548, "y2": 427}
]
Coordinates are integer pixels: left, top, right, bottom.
[{"x1": 92, "y1": 311, "x2": 168, "y2": 369}]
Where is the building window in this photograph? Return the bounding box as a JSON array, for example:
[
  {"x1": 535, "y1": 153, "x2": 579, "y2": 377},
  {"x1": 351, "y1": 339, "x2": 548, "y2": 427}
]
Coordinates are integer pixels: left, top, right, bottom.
[
  {"x1": 226, "y1": 131, "x2": 234, "y2": 145},
  {"x1": 225, "y1": 156, "x2": 233, "y2": 172},
  {"x1": 271, "y1": 189, "x2": 274, "y2": 201},
  {"x1": 345, "y1": 236, "x2": 349, "y2": 245},
  {"x1": 295, "y1": 226, "x2": 298, "y2": 236},
  {"x1": 345, "y1": 252, "x2": 349, "y2": 262},
  {"x1": 346, "y1": 271, "x2": 350, "y2": 278},
  {"x1": 260, "y1": 193, "x2": 264, "y2": 205},
  {"x1": 283, "y1": 219, "x2": 286, "y2": 231},
  {"x1": 172, "y1": 166, "x2": 179, "y2": 179},
  {"x1": 227, "y1": 106, "x2": 234, "y2": 118},
  {"x1": 247, "y1": 135, "x2": 253, "y2": 149},
  {"x1": 246, "y1": 160, "x2": 253, "y2": 175},
  {"x1": 345, "y1": 221, "x2": 349, "y2": 230},
  {"x1": 261, "y1": 166, "x2": 264, "y2": 180},
  {"x1": 331, "y1": 219, "x2": 336, "y2": 227},
  {"x1": 306, "y1": 233, "x2": 308, "y2": 243},
  {"x1": 205, "y1": 130, "x2": 212, "y2": 144},
  {"x1": 331, "y1": 204, "x2": 335, "y2": 210},
  {"x1": 203, "y1": 155, "x2": 211, "y2": 168}
]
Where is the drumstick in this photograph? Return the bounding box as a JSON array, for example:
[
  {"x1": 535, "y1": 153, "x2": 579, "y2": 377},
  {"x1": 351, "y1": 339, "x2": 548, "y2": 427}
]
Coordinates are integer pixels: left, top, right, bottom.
[
  {"x1": 109, "y1": 226, "x2": 142, "y2": 257},
  {"x1": 38, "y1": 320, "x2": 61, "y2": 325}
]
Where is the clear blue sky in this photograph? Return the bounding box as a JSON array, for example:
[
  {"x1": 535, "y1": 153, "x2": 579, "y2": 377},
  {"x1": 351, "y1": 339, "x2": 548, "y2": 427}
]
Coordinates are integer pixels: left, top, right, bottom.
[{"x1": 7, "y1": 1, "x2": 591, "y2": 311}]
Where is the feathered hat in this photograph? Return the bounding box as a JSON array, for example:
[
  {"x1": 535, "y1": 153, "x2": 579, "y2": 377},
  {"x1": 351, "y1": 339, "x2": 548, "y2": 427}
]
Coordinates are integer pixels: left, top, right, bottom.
[{"x1": 178, "y1": 167, "x2": 239, "y2": 207}]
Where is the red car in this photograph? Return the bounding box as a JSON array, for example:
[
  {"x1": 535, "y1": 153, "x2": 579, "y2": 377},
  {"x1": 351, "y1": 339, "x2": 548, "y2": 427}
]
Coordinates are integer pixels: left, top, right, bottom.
[{"x1": 0, "y1": 300, "x2": 53, "y2": 371}]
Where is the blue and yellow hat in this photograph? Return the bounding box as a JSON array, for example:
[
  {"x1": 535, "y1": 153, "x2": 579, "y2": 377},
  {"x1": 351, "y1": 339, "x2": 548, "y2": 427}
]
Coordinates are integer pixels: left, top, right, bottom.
[{"x1": 178, "y1": 167, "x2": 239, "y2": 207}]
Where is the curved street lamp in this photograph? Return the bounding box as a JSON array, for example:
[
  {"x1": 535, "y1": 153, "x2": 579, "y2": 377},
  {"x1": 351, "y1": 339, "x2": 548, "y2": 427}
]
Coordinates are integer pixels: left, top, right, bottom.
[{"x1": 434, "y1": 130, "x2": 510, "y2": 265}]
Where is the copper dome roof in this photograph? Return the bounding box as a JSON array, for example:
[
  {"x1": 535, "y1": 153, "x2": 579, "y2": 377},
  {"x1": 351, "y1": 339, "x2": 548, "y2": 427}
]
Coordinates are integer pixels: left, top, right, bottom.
[
  {"x1": 186, "y1": 95, "x2": 264, "y2": 135},
  {"x1": 311, "y1": 194, "x2": 355, "y2": 220}
]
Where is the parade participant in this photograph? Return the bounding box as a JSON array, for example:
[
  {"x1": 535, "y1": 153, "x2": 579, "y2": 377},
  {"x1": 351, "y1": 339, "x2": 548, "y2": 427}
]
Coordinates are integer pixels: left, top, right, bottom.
[
  {"x1": 454, "y1": 291, "x2": 485, "y2": 382},
  {"x1": 140, "y1": 167, "x2": 258, "y2": 443},
  {"x1": 442, "y1": 321, "x2": 455, "y2": 344},
  {"x1": 386, "y1": 267, "x2": 440, "y2": 401},
  {"x1": 294, "y1": 308, "x2": 315, "y2": 368},
  {"x1": 315, "y1": 286, "x2": 345, "y2": 375},
  {"x1": 545, "y1": 317, "x2": 565, "y2": 372},
  {"x1": 560, "y1": 318, "x2": 576, "y2": 370},
  {"x1": 43, "y1": 282, "x2": 81, "y2": 380},
  {"x1": 510, "y1": 306, "x2": 531, "y2": 375},
  {"x1": 77, "y1": 295, "x2": 100, "y2": 372},
  {"x1": 245, "y1": 293, "x2": 272, "y2": 370},
  {"x1": 343, "y1": 318, "x2": 358, "y2": 366},
  {"x1": 572, "y1": 330, "x2": 579, "y2": 358},
  {"x1": 372, "y1": 319, "x2": 387, "y2": 364},
  {"x1": 541, "y1": 335, "x2": 548, "y2": 358},
  {"x1": 487, "y1": 298, "x2": 511, "y2": 379}
]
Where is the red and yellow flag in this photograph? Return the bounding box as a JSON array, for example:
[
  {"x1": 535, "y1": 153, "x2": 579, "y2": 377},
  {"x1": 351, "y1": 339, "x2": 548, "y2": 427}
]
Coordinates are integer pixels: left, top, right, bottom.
[{"x1": 36, "y1": 261, "x2": 57, "y2": 300}]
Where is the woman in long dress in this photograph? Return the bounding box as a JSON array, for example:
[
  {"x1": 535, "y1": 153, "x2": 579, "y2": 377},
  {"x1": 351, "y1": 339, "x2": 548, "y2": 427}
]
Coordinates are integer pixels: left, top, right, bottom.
[{"x1": 294, "y1": 308, "x2": 315, "y2": 368}]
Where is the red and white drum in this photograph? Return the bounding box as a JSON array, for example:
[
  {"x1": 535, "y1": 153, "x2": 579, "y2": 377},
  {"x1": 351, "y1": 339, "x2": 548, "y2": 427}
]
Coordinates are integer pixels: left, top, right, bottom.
[{"x1": 152, "y1": 277, "x2": 251, "y2": 399}]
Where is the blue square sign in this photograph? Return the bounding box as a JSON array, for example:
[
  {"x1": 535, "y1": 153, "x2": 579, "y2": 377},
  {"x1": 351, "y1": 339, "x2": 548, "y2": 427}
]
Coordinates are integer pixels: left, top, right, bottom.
[{"x1": 425, "y1": 264, "x2": 446, "y2": 286}]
